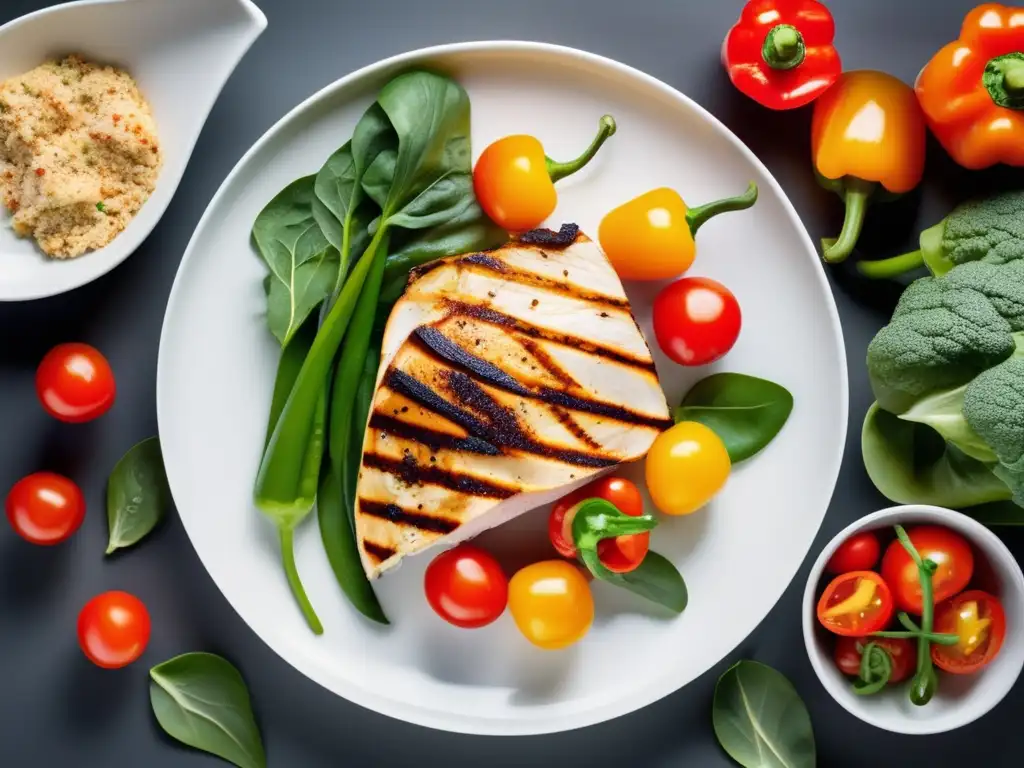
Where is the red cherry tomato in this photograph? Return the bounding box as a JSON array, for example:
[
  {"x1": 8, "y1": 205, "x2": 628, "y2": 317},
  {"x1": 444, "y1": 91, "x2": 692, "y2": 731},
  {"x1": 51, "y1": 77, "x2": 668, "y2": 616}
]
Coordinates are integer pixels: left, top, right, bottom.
[
  {"x1": 424, "y1": 545, "x2": 509, "y2": 629},
  {"x1": 548, "y1": 476, "x2": 648, "y2": 574},
  {"x1": 5, "y1": 472, "x2": 85, "y2": 545},
  {"x1": 36, "y1": 343, "x2": 116, "y2": 423},
  {"x1": 881, "y1": 526, "x2": 974, "y2": 614},
  {"x1": 931, "y1": 590, "x2": 1006, "y2": 674},
  {"x1": 652, "y1": 277, "x2": 741, "y2": 366},
  {"x1": 826, "y1": 531, "x2": 881, "y2": 575},
  {"x1": 77, "y1": 591, "x2": 151, "y2": 669},
  {"x1": 816, "y1": 570, "x2": 894, "y2": 636},
  {"x1": 834, "y1": 636, "x2": 917, "y2": 683}
]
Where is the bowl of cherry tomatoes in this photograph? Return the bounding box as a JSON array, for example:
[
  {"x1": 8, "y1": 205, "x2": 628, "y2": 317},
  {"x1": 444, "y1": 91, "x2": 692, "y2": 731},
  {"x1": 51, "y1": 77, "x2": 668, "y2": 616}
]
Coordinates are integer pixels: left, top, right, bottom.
[{"x1": 802, "y1": 504, "x2": 1024, "y2": 735}]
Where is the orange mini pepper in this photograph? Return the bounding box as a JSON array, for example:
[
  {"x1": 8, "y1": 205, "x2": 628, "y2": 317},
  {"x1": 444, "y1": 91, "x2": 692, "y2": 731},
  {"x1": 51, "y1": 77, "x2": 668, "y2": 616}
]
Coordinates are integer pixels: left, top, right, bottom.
[
  {"x1": 812, "y1": 71, "x2": 926, "y2": 263},
  {"x1": 473, "y1": 116, "x2": 617, "y2": 232},
  {"x1": 598, "y1": 183, "x2": 758, "y2": 282},
  {"x1": 915, "y1": 4, "x2": 1024, "y2": 170}
]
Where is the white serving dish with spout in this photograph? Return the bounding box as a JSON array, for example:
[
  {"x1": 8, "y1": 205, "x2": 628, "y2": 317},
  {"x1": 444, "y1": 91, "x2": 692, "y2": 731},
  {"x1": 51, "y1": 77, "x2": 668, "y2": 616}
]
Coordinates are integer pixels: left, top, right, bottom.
[{"x1": 0, "y1": 0, "x2": 267, "y2": 301}]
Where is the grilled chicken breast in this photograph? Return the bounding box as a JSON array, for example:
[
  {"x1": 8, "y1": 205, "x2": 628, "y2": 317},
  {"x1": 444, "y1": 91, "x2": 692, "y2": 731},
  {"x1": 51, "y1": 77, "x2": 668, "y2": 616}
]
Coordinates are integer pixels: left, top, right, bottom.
[{"x1": 354, "y1": 224, "x2": 672, "y2": 579}]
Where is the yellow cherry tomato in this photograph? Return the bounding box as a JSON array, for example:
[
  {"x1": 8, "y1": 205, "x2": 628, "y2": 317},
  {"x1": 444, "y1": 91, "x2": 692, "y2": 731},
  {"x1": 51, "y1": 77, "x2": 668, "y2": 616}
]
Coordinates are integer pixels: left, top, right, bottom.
[
  {"x1": 645, "y1": 421, "x2": 731, "y2": 516},
  {"x1": 598, "y1": 183, "x2": 757, "y2": 281},
  {"x1": 508, "y1": 560, "x2": 594, "y2": 650}
]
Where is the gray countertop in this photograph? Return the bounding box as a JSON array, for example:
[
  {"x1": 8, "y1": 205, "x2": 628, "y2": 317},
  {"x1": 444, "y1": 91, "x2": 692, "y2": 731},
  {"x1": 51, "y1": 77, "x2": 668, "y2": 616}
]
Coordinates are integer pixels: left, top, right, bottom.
[{"x1": 2, "y1": 0, "x2": 1023, "y2": 765}]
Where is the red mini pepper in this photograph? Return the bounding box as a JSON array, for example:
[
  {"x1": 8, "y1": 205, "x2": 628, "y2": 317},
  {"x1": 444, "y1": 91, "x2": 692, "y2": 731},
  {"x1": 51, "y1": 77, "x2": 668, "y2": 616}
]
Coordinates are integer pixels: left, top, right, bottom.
[{"x1": 722, "y1": 0, "x2": 842, "y2": 110}]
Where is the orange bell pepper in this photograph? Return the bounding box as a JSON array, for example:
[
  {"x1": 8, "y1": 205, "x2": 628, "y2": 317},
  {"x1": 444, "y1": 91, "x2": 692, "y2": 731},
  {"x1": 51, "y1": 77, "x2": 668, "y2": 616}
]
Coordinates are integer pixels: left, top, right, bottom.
[
  {"x1": 812, "y1": 71, "x2": 926, "y2": 263},
  {"x1": 915, "y1": 4, "x2": 1024, "y2": 170}
]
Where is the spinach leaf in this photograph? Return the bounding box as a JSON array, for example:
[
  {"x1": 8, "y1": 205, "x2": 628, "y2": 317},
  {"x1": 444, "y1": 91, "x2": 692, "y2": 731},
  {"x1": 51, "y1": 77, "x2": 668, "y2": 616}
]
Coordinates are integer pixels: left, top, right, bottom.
[
  {"x1": 106, "y1": 437, "x2": 170, "y2": 555},
  {"x1": 713, "y1": 661, "x2": 815, "y2": 768},
  {"x1": 675, "y1": 373, "x2": 793, "y2": 463},
  {"x1": 604, "y1": 552, "x2": 688, "y2": 613},
  {"x1": 252, "y1": 176, "x2": 339, "y2": 346},
  {"x1": 861, "y1": 402, "x2": 1011, "y2": 508},
  {"x1": 149, "y1": 653, "x2": 265, "y2": 768}
]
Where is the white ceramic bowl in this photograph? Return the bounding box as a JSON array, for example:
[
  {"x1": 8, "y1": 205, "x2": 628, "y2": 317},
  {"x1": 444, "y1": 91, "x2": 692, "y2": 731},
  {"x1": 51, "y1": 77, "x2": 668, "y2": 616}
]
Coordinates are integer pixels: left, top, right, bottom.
[
  {"x1": 0, "y1": 0, "x2": 267, "y2": 301},
  {"x1": 803, "y1": 505, "x2": 1024, "y2": 735}
]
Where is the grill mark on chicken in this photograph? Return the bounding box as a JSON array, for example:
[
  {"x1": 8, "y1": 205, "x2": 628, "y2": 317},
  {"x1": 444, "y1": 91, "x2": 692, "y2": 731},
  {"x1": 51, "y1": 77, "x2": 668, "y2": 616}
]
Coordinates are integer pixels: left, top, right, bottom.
[
  {"x1": 459, "y1": 254, "x2": 630, "y2": 310},
  {"x1": 363, "y1": 540, "x2": 397, "y2": 563},
  {"x1": 443, "y1": 299, "x2": 658, "y2": 373},
  {"x1": 551, "y1": 406, "x2": 602, "y2": 450},
  {"x1": 359, "y1": 499, "x2": 461, "y2": 534},
  {"x1": 413, "y1": 326, "x2": 528, "y2": 395},
  {"x1": 517, "y1": 337, "x2": 576, "y2": 387},
  {"x1": 368, "y1": 413, "x2": 501, "y2": 456},
  {"x1": 518, "y1": 223, "x2": 579, "y2": 247},
  {"x1": 363, "y1": 453, "x2": 517, "y2": 499},
  {"x1": 386, "y1": 369, "x2": 492, "y2": 437}
]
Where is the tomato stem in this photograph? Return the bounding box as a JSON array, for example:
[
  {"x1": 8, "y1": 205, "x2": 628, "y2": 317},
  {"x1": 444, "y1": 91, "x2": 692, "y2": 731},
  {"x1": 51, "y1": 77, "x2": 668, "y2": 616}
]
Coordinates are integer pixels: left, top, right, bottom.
[
  {"x1": 873, "y1": 630, "x2": 960, "y2": 646},
  {"x1": 685, "y1": 182, "x2": 759, "y2": 236},
  {"x1": 546, "y1": 115, "x2": 617, "y2": 183},
  {"x1": 893, "y1": 525, "x2": 940, "y2": 706}
]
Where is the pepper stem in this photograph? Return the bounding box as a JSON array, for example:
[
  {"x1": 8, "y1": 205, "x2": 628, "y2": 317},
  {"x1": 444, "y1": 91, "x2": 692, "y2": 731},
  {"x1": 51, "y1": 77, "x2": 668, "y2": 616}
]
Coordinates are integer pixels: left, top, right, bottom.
[
  {"x1": 857, "y1": 249, "x2": 923, "y2": 279},
  {"x1": 822, "y1": 178, "x2": 876, "y2": 263},
  {"x1": 547, "y1": 115, "x2": 617, "y2": 183},
  {"x1": 762, "y1": 24, "x2": 806, "y2": 70},
  {"x1": 685, "y1": 182, "x2": 759, "y2": 236},
  {"x1": 984, "y1": 53, "x2": 1024, "y2": 109},
  {"x1": 280, "y1": 525, "x2": 324, "y2": 635}
]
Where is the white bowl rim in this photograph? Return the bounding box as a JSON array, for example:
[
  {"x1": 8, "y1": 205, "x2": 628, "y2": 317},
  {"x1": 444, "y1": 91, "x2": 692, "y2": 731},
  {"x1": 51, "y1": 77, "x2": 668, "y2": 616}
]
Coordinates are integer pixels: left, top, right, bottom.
[{"x1": 802, "y1": 504, "x2": 1024, "y2": 735}]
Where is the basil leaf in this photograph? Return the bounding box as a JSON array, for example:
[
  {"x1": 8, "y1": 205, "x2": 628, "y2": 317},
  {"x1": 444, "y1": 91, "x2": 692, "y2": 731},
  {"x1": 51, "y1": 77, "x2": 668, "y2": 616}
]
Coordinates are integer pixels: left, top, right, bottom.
[
  {"x1": 150, "y1": 653, "x2": 266, "y2": 768},
  {"x1": 252, "y1": 176, "x2": 339, "y2": 347},
  {"x1": 604, "y1": 552, "x2": 688, "y2": 613},
  {"x1": 675, "y1": 373, "x2": 793, "y2": 463},
  {"x1": 106, "y1": 437, "x2": 170, "y2": 555},
  {"x1": 713, "y1": 661, "x2": 816, "y2": 768}
]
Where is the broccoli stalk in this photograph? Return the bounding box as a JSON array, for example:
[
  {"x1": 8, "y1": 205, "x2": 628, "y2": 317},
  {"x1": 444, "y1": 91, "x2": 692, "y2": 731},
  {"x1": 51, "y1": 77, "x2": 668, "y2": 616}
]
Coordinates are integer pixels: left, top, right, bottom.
[{"x1": 858, "y1": 190, "x2": 1024, "y2": 280}]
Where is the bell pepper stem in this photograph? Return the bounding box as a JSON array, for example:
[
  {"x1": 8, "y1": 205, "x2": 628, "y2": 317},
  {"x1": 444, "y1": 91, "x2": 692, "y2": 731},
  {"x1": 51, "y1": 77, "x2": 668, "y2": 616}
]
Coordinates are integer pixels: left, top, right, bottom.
[
  {"x1": 823, "y1": 179, "x2": 875, "y2": 263},
  {"x1": 280, "y1": 525, "x2": 323, "y2": 635},
  {"x1": 762, "y1": 24, "x2": 806, "y2": 71},
  {"x1": 571, "y1": 498, "x2": 658, "y2": 582},
  {"x1": 857, "y1": 249, "x2": 923, "y2": 279},
  {"x1": 984, "y1": 53, "x2": 1024, "y2": 109},
  {"x1": 685, "y1": 182, "x2": 759, "y2": 236},
  {"x1": 547, "y1": 115, "x2": 617, "y2": 183},
  {"x1": 1006, "y1": 64, "x2": 1024, "y2": 95}
]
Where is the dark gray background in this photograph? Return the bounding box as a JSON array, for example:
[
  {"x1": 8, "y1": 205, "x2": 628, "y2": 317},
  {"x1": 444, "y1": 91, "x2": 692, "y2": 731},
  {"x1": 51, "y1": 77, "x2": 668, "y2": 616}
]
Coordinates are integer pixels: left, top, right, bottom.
[{"x1": 2, "y1": 0, "x2": 1022, "y2": 765}]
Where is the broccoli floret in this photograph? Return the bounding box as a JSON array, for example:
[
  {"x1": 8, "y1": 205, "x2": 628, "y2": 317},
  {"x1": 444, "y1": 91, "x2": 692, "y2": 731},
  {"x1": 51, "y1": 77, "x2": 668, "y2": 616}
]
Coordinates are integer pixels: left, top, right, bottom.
[
  {"x1": 944, "y1": 189, "x2": 1024, "y2": 267},
  {"x1": 867, "y1": 276, "x2": 1016, "y2": 413},
  {"x1": 944, "y1": 260, "x2": 1024, "y2": 331},
  {"x1": 964, "y1": 357, "x2": 1024, "y2": 504}
]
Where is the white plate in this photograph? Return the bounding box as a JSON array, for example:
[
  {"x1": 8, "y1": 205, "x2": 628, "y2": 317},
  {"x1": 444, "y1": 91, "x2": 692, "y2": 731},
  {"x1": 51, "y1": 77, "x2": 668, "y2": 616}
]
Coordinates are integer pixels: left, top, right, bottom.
[{"x1": 157, "y1": 42, "x2": 848, "y2": 736}]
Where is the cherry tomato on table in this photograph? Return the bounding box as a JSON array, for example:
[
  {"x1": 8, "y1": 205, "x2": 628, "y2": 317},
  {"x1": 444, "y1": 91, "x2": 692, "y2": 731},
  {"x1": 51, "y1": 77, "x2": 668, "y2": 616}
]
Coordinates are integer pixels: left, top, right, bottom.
[
  {"x1": 508, "y1": 560, "x2": 594, "y2": 650},
  {"x1": 817, "y1": 570, "x2": 894, "y2": 636},
  {"x1": 77, "y1": 591, "x2": 151, "y2": 669},
  {"x1": 424, "y1": 545, "x2": 509, "y2": 629},
  {"x1": 5, "y1": 472, "x2": 85, "y2": 545},
  {"x1": 826, "y1": 531, "x2": 881, "y2": 575},
  {"x1": 652, "y1": 277, "x2": 742, "y2": 366},
  {"x1": 36, "y1": 343, "x2": 116, "y2": 423},
  {"x1": 834, "y1": 636, "x2": 916, "y2": 683},
  {"x1": 645, "y1": 421, "x2": 731, "y2": 516},
  {"x1": 548, "y1": 476, "x2": 648, "y2": 574},
  {"x1": 931, "y1": 590, "x2": 1006, "y2": 674},
  {"x1": 881, "y1": 525, "x2": 974, "y2": 614}
]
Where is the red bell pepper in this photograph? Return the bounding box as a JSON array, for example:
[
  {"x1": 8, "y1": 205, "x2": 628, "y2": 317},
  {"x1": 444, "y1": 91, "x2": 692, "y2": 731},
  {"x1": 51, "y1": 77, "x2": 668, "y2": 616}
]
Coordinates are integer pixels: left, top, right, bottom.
[{"x1": 722, "y1": 0, "x2": 842, "y2": 110}]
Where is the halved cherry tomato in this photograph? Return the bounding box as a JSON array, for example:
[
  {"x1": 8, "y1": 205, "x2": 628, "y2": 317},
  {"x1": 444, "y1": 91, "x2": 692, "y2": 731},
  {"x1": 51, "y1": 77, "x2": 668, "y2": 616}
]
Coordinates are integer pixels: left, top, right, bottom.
[
  {"x1": 36, "y1": 343, "x2": 116, "y2": 423},
  {"x1": 77, "y1": 591, "x2": 151, "y2": 669},
  {"x1": 880, "y1": 526, "x2": 974, "y2": 614},
  {"x1": 834, "y1": 636, "x2": 916, "y2": 683},
  {"x1": 424, "y1": 545, "x2": 509, "y2": 629},
  {"x1": 645, "y1": 421, "x2": 731, "y2": 516},
  {"x1": 817, "y1": 570, "x2": 894, "y2": 636},
  {"x1": 931, "y1": 590, "x2": 1006, "y2": 675},
  {"x1": 508, "y1": 560, "x2": 594, "y2": 650},
  {"x1": 826, "y1": 531, "x2": 881, "y2": 575},
  {"x1": 5, "y1": 472, "x2": 86, "y2": 545},
  {"x1": 652, "y1": 277, "x2": 742, "y2": 367},
  {"x1": 548, "y1": 477, "x2": 648, "y2": 573}
]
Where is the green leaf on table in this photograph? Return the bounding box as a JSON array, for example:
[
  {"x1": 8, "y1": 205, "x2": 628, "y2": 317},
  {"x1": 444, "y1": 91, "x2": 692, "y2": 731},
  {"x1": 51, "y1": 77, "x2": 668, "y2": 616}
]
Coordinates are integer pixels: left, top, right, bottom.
[
  {"x1": 106, "y1": 437, "x2": 170, "y2": 555},
  {"x1": 604, "y1": 551, "x2": 688, "y2": 613},
  {"x1": 713, "y1": 660, "x2": 815, "y2": 768},
  {"x1": 149, "y1": 652, "x2": 266, "y2": 768},
  {"x1": 675, "y1": 373, "x2": 793, "y2": 463},
  {"x1": 252, "y1": 176, "x2": 339, "y2": 347}
]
